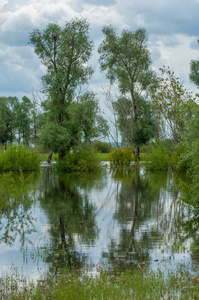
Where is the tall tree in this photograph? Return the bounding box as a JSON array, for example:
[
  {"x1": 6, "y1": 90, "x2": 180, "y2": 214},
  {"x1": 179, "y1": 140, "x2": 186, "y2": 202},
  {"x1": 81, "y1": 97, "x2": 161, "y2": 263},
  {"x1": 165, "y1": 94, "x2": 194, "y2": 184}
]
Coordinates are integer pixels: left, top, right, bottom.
[
  {"x1": 151, "y1": 66, "x2": 195, "y2": 143},
  {"x1": 29, "y1": 18, "x2": 95, "y2": 159},
  {"x1": 98, "y1": 26, "x2": 156, "y2": 160},
  {"x1": 190, "y1": 38, "x2": 199, "y2": 88},
  {"x1": 114, "y1": 96, "x2": 156, "y2": 151},
  {"x1": 15, "y1": 96, "x2": 32, "y2": 144},
  {"x1": 0, "y1": 97, "x2": 11, "y2": 145},
  {"x1": 0, "y1": 96, "x2": 19, "y2": 145}
]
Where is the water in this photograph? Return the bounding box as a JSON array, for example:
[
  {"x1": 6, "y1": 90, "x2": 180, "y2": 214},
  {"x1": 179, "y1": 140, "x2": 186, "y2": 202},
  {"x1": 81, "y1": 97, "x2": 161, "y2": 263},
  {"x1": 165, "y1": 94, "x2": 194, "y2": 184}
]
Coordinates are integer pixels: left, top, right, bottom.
[{"x1": 0, "y1": 165, "x2": 198, "y2": 280}]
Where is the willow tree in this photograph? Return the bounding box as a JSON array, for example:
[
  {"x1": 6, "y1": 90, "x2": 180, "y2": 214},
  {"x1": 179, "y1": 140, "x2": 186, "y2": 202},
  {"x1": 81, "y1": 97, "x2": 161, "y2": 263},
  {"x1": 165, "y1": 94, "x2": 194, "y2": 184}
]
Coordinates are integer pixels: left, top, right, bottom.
[
  {"x1": 29, "y1": 18, "x2": 95, "y2": 159},
  {"x1": 98, "y1": 26, "x2": 156, "y2": 160}
]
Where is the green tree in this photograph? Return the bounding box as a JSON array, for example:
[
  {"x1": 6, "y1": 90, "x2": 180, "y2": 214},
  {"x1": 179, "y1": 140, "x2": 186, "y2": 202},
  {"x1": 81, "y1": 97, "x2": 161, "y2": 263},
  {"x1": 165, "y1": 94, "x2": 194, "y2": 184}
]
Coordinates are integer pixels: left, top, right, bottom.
[
  {"x1": 0, "y1": 96, "x2": 20, "y2": 145},
  {"x1": 0, "y1": 97, "x2": 11, "y2": 145},
  {"x1": 190, "y1": 39, "x2": 199, "y2": 88},
  {"x1": 98, "y1": 26, "x2": 156, "y2": 160},
  {"x1": 15, "y1": 96, "x2": 33, "y2": 144},
  {"x1": 114, "y1": 96, "x2": 156, "y2": 154},
  {"x1": 151, "y1": 66, "x2": 195, "y2": 143},
  {"x1": 29, "y1": 18, "x2": 95, "y2": 159}
]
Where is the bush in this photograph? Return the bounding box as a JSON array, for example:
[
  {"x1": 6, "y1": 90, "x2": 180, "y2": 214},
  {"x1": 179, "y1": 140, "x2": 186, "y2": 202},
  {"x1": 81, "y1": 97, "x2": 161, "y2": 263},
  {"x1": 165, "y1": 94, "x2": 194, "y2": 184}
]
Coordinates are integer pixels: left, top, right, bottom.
[
  {"x1": 57, "y1": 148, "x2": 101, "y2": 173},
  {"x1": 145, "y1": 144, "x2": 171, "y2": 171},
  {"x1": 110, "y1": 146, "x2": 133, "y2": 167},
  {"x1": 92, "y1": 141, "x2": 112, "y2": 153},
  {"x1": 0, "y1": 144, "x2": 40, "y2": 171}
]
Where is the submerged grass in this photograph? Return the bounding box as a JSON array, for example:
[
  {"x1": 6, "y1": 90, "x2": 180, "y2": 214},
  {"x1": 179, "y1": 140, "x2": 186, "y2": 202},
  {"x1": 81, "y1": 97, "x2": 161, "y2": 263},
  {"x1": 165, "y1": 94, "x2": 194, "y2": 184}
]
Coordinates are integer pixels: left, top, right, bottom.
[{"x1": 1, "y1": 267, "x2": 199, "y2": 299}]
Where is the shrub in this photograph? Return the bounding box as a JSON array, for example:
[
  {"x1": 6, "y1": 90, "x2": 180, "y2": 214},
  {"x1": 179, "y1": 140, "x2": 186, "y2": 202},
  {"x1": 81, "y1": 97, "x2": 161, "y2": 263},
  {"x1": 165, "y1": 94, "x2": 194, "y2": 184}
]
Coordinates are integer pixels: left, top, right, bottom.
[
  {"x1": 110, "y1": 146, "x2": 133, "y2": 167},
  {"x1": 57, "y1": 148, "x2": 101, "y2": 173},
  {"x1": 145, "y1": 144, "x2": 171, "y2": 171},
  {"x1": 0, "y1": 144, "x2": 40, "y2": 171}
]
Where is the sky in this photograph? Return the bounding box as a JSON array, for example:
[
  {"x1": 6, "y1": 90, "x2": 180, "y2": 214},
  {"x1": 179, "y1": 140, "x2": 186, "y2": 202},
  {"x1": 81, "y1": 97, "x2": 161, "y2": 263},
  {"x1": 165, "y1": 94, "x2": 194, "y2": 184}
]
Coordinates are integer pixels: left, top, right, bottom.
[{"x1": 0, "y1": 0, "x2": 199, "y2": 101}]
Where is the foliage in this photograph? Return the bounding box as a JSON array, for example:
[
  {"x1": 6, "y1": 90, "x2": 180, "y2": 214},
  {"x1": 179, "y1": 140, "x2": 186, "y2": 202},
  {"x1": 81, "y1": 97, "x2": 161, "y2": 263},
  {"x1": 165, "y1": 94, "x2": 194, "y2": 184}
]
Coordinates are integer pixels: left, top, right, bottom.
[
  {"x1": 190, "y1": 38, "x2": 199, "y2": 88},
  {"x1": 0, "y1": 95, "x2": 43, "y2": 145},
  {"x1": 176, "y1": 103, "x2": 199, "y2": 206},
  {"x1": 110, "y1": 146, "x2": 133, "y2": 167},
  {"x1": 114, "y1": 96, "x2": 156, "y2": 148},
  {"x1": 98, "y1": 26, "x2": 157, "y2": 160},
  {"x1": 151, "y1": 66, "x2": 195, "y2": 142},
  {"x1": 0, "y1": 144, "x2": 40, "y2": 171},
  {"x1": 56, "y1": 148, "x2": 101, "y2": 173},
  {"x1": 29, "y1": 19, "x2": 106, "y2": 160},
  {"x1": 144, "y1": 143, "x2": 172, "y2": 171},
  {"x1": 92, "y1": 141, "x2": 112, "y2": 153}
]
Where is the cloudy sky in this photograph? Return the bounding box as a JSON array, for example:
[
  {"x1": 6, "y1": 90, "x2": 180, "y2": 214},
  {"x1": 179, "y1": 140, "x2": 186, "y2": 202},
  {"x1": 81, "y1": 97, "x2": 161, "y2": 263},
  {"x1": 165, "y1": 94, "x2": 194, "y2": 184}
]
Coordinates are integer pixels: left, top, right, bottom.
[{"x1": 0, "y1": 0, "x2": 199, "y2": 100}]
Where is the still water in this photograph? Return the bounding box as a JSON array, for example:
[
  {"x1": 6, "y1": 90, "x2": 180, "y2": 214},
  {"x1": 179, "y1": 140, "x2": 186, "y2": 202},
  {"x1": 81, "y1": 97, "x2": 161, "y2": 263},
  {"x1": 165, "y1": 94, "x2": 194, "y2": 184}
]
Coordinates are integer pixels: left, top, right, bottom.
[{"x1": 0, "y1": 164, "x2": 198, "y2": 280}]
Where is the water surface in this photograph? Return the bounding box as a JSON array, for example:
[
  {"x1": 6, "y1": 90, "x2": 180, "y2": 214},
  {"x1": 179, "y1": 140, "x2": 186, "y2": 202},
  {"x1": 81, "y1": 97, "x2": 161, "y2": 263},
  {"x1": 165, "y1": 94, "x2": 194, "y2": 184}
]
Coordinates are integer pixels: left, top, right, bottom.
[{"x1": 0, "y1": 165, "x2": 198, "y2": 280}]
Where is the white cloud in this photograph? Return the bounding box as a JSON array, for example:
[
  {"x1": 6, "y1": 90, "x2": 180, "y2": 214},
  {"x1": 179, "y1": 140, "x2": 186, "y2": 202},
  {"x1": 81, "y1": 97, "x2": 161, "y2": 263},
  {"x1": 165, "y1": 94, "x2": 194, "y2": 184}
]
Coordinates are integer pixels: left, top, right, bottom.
[{"x1": 0, "y1": 0, "x2": 199, "y2": 97}]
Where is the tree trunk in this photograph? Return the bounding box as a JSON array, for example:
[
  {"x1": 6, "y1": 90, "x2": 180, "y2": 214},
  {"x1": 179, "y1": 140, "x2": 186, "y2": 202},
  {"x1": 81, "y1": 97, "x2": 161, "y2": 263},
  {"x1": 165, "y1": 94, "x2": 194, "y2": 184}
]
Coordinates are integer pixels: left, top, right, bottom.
[
  {"x1": 59, "y1": 151, "x2": 66, "y2": 161},
  {"x1": 47, "y1": 152, "x2": 53, "y2": 163},
  {"x1": 135, "y1": 147, "x2": 140, "y2": 162}
]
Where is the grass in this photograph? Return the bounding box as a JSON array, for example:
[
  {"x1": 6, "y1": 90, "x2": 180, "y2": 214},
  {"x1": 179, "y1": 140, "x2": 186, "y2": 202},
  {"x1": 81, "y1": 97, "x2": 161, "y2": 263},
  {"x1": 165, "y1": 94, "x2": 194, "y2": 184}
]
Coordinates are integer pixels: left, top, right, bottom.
[
  {"x1": 38, "y1": 152, "x2": 59, "y2": 162},
  {"x1": 38, "y1": 151, "x2": 145, "y2": 164},
  {"x1": 1, "y1": 266, "x2": 199, "y2": 299},
  {"x1": 0, "y1": 144, "x2": 40, "y2": 171},
  {"x1": 96, "y1": 152, "x2": 110, "y2": 161}
]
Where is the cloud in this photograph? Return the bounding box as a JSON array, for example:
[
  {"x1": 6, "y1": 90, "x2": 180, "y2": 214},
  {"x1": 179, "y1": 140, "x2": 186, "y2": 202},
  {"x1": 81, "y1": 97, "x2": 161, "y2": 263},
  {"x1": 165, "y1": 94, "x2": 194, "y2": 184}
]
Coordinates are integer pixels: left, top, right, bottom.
[
  {"x1": 0, "y1": 0, "x2": 199, "y2": 97},
  {"x1": 115, "y1": 0, "x2": 199, "y2": 36},
  {"x1": 190, "y1": 40, "x2": 199, "y2": 50},
  {"x1": 0, "y1": 43, "x2": 42, "y2": 94}
]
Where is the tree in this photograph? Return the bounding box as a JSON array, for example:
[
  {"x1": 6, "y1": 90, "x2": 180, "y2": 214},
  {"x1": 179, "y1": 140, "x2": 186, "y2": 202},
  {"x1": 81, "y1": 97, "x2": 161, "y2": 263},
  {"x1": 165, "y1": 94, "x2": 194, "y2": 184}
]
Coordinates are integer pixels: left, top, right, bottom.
[
  {"x1": 98, "y1": 26, "x2": 156, "y2": 160},
  {"x1": 101, "y1": 88, "x2": 121, "y2": 148},
  {"x1": 190, "y1": 39, "x2": 199, "y2": 88},
  {"x1": 0, "y1": 96, "x2": 20, "y2": 145},
  {"x1": 15, "y1": 96, "x2": 32, "y2": 144},
  {"x1": 0, "y1": 97, "x2": 11, "y2": 145},
  {"x1": 151, "y1": 66, "x2": 195, "y2": 143},
  {"x1": 29, "y1": 18, "x2": 95, "y2": 159},
  {"x1": 114, "y1": 96, "x2": 156, "y2": 151}
]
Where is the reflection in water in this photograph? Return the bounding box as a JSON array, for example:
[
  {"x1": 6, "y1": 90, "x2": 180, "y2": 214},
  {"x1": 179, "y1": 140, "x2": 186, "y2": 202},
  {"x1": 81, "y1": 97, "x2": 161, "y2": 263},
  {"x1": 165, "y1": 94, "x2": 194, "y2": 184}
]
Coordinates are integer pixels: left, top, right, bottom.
[
  {"x1": 37, "y1": 169, "x2": 98, "y2": 273},
  {"x1": 0, "y1": 172, "x2": 36, "y2": 248},
  {"x1": 0, "y1": 166, "x2": 198, "y2": 278},
  {"x1": 103, "y1": 169, "x2": 182, "y2": 270}
]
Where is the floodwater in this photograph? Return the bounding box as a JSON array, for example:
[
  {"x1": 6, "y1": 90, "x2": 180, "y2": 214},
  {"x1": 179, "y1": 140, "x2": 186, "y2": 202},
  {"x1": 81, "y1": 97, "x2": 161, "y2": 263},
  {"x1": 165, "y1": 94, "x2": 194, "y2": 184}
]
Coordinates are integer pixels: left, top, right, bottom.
[{"x1": 0, "y1": 164, "x2": 198, "y2": 280}]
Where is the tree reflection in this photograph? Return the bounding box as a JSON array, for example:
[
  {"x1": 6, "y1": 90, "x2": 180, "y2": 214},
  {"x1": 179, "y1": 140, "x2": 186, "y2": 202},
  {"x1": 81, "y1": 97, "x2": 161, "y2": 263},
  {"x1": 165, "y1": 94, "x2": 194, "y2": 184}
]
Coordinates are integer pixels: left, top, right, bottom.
[
  {"x1": 37, "y1": 169, "x2": 98, "y2": 273},
  {"x1": 176, "y1": 177, "x2": 199, "y2": 265},
  {"x1": 103, "y1": 168, "x2": 182, "y2": 269},
  {"x1": 0, "y1": 171, "x2": 36, "y2": 248}
]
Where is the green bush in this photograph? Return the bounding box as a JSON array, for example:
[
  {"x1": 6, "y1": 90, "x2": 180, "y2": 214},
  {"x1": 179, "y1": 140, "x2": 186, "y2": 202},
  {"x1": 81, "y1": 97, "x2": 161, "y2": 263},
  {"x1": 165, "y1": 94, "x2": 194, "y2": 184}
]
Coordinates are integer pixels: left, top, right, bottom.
[
  {"x1": 0, "y1": 144, "x2": 40, "y2": 171},
  {"x1": 57, "y1": 148, "x2": 101, "y2": 173},
  {"x1": 145, "y1": 144, "x2": 171, "y2": 171},
  {"x1": 110, "y1": 146, "x2": 133, "y2": 167},
  {"x1": 92, "y1": 141, "x2": 112, "y2": 153}
]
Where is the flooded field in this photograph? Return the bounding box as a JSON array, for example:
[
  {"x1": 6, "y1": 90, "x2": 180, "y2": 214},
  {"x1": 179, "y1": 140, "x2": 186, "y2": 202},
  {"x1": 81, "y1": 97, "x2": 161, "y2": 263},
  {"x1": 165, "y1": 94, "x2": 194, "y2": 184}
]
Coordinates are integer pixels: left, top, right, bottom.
[{"x1": 0, "y1": 165, "x2": 198, "y2": 280}]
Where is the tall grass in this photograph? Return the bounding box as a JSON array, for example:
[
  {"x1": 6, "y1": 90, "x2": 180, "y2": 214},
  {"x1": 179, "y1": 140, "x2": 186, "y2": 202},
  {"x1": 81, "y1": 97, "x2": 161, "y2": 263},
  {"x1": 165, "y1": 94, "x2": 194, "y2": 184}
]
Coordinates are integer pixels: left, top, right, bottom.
[
  {"x1": 1, "y1": 267, "x2": 199, "y2": 299},
  {"x1": 144, "y1": 144, "x2": 172, "y2": 171},
  {"x1": 0, "y1": 144, "x2": 40, "y2": 171},
  {"x1": 110, "y1": 146, "x2": 134, "y2": 167}
]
